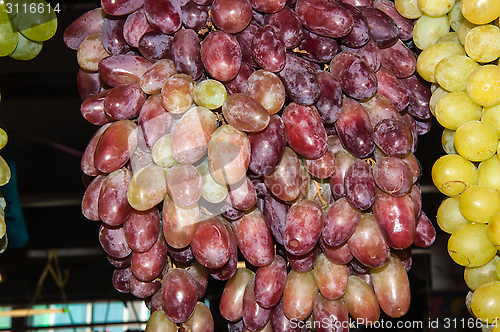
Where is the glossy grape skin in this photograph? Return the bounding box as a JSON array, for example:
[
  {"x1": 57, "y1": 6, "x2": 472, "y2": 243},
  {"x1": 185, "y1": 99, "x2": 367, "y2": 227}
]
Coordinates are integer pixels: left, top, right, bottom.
[
  {"x1": 181, "y1": 1, "x2": 210, "y2": 32},
  {"x1": 282, "y1": 103, "x2": 328, "y2": 159},
  {"x1": 295, "y1": 0, "x2": 353, "y2": 39},
  {"x1": 139, "y1": 31, "x2": 174, "y2": 62},
  {"x1": 338, "y1": 3, "x2": 370, "y2": 48},
  {"x1": 283, "y1": 199, "x2": 323, "y2": 256},
  {"x1": 373, "y1": 119, "x2": 413, "y2": 158},
  {"x1": 347, "y1": 213, "x2": 390, "y2": 268},
  {"x1": 99, "y1": 168, "x2": 134, "y2": 227},
  {"x1": 186, "y1": 262, "x2": 209, "y2": 299},
  {"x1": 320, "y1": 237, "x2": 353, "y2": 265},
  {"x1": 341, "y1": 39, "x2": 382, "y2": 73},
  {"x1": 251, "y1": 25, "x2": 286, "y2": 73},
  {"x1": 211, "y1": 0, "x2": 252, "y2": 33},
  {"x1": 99, "y1": 223, "x2": 132, "y2": 259},
  {"x1": 223, "y1": 93, "x2": 271, "y2": 132},
  {"x1": 138, "y1": 94, "x2": 173, "y2": 151},
  {"x1": 373, "y1": 156, "x2": 413, "y2": 197},
  {"x1": 372, "y1": 190, "x2": 416, "y2": 250},
  {"x1": 341, "y1": 275, "x2": 380, "y2": 325},
  {"x1": 282, "y1": 270, "x2": 319, "y2": 320},
  {"x1": 276, "y1": 54, "x2": 321, "y2": 106},
  {"x1": 271, "y1": 299, "x2": 301, "y2": 332},
  {"x1": 432, "y1": 154, "x2": 477, "y2": 197},
  {"x1": 344, "y1": 160, "x2": 377, "y2": 211},
  {"x1": 313, "y1": 295, "x2": 349, "y2": 332},
  {"x1": 232, "y1": 208, "x2": 275, "y2": 267},
  {"x1": 287, "y1": 244, "x2": 319, "y2": 272},
  {"x1": 226, "y1": 176, "x2": 257, "y2": 211},
  {"x1": 162, "y1": 195, "x2": 199, "y2": 249},
  {"x1": 160, "y1": 73, "x2": 195, "y2": 114},
  {"x1": 375, "y1": 68, "x2": 409, "y2": 112},
  {"x1": 263, "y1": 194, "x2": 289, "y2": 245},
  {"x1": 166, "y1": 164, "x2": 202, "y2": 207},
  {"x1": 63, "y1": 8, "x2": 106, "y2": 50},
  {"x1": 413, "y1": 211, "x2": 436, "y2": 248},
  {"x1": 167, "y1": 244, "x2": 194, "y2": 263},
  {"x1": 235, "y1": 22, "x2": 260, "y2": 68},
  {"x1": 104, "y1": 83, "x2": 146, "y2": 120},
  {"x1": 209, "y1": 125, "x2": 251, "y2": 185},
  {"x1": 314, "y1": 253, "x2": 349, "y2": 300},
  {"x1": 112, "y1": 266, "x2": 132, "y2": 293},
  {"x1": 322, "y1": 197, "x2": 361, "y2": 247},
  {"x1": 465, "y1": 254, "x2": 499, "y2": 291},
  {"x1": 144, "y1": 0, "x2": 182, "y2": 34},
  {"x1": 303, "y1": 149, "x2": 336, "y2": 179},
  {"x1": 471, "y1": 281, "x2": 500, "y2": 324},
  {"x1": 370, "y1": 253, "x2": 411, "y2": 318},
  {"x1": 101, "y1": 16, "x2": 129, "y2": 55},
  {"x1": 329, "y1": 149, "x2": 356, "y2": 200},
  {"x1": 297, "y1": 30, "x2": 339, "y2": 64},
  {"x1": 220, "y1": 268, "x2": 255, "y2": 322},
  {"x1": 145, "y1": 310, "x2": 177, "y2": 332},
  {"x1": 242, "y1": 278, "x2": 272, "y2": 331},
  {"x1": 400, "y1": 75, "x2": 432, "y2": 120},
  {"x1": 380, "y1": 39, "x2": 416, "y2": 79},
  {"x1": 264, "y1": 6, "x2": 304, "y2": 49},
  {"x1": 130, "y1": 275, "x2": 161, "y2": 298},
  {"x1": 82, "y1": 175, "x2": 105, "y2": 221},
  {"x1": 358, "y1": 6, "x2": 399, "y2": 48},
  {"x1": 131, "y1": 234, "x2": 167, "y2": 282},
  {"x1": 448, "y1": 223, "x2": 497, "y2": 268},
  {"x1": 255, "y1": 255, "x2": 288, "y2": 308},
  {"x1": 161, "y1": 268, "x2": 198, "y2": 323},
  {"x1": 99, "y1": 54, "x2": 153, "y2": 88},
  {"x1": 108, "y1": 254, "x2": 132, "y2": 269},
  {"x1": 77, "y1": 69, "x2": 103, "y2": 101},
  {"x1": 361, "y1": 94, "x2": 402, "y2": 129},
  {"x1": 76, "y1": 34, "x2": 109, "y2": 72},
  {"x1": 179, "y1": 302, "x2": 214, "y2": 332},
  {"x1": 124, "y1": 208, "x2": 161, "y2": 253},
  {"x1": 101, "y1": 0, "x2": 143, "y2": 15},
  {"x1": 374, "y1": 0, "x2": 413, "y2": 41},
  {"x1": 171, "y1": 29, "x2": 203, "y2": 80},
  {"x1": 314, "y1": 71, "x2": 342, "y2": 124},
  {"x1": 330, "y1": 51, "x2": 378, "y2": 101},
  {"x1": 190, "y1": 217, "x2": 231, "y2": 269},
  {"x1": 246, "y1": 70, "x2": 286, "y2": 115},
  {"x1": 335, "y1": 98, "x2": 374, "y2": 159},
  {"x1": 80, "y1": 90, "x2": 113, "y2": 126},
  {"x1": 123, "y1": 7, "x2": 156, "y2": 48},
  {"x1": 201, "y1": 31, "x2": 242, "y2": 81}
]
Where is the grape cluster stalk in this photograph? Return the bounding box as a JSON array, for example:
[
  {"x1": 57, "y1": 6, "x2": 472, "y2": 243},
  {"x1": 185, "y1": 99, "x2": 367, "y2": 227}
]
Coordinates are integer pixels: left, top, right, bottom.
[
  {"x1": 398, "y1": 0, "x2": 500, "y2": 328},
  {"x1": 65, "y1": 0, "x2": 436, "y2": 330}
]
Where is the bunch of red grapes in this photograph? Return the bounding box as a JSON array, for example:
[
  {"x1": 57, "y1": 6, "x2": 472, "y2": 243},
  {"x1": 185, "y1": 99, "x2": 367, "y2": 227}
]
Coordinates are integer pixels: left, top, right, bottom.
[{"x1": 65, "y1": 0, "x2": 436, "y2": 330}]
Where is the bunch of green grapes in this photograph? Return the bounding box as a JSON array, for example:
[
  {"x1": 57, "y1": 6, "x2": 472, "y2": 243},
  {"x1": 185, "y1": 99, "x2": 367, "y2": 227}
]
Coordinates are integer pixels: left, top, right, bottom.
[
  {"x1": 0, "y1": 121, "x2": 10, "y2": 253},
  {"x1": 397, "y1": 0, "x2": 500, "y2": 328},
  {"x1": 0, "y1": 0, "x2": 58, "y2": 60}
]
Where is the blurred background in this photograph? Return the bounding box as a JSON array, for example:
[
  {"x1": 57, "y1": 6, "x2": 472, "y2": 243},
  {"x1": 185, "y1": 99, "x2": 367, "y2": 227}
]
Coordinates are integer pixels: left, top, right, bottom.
[{"x1": 0, "y1": 1, "x2": 477, "y2": 331}]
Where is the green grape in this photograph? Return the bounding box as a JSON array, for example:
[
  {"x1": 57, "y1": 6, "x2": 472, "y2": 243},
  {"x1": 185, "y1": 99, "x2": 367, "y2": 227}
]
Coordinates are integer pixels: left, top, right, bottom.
[
  {"x1": 413, "y1": 15, "x2": 451, "y2": 51},
  {"x1": 0, "y1": 128, "x2": 6, "y2": 150},
  {"x1": 434, "y1": 55, "x2": 480, "y2": 92},
  {"x1": 471, "y1": 281, "x2": 500, "y2": 323},
  {"x1": 454, "y1": 121, "x2": 498, "y2": 162},
  {"x1": 447, "y1": 0, "x2": 464, "y2": 32},
  {"x1": 465, "y1": 25, "x2": 500, "y2": 63},
  {"x1": 11, "y1": 0, "x2": 57, "y2": 42},
  {"x1": 448, "y1": 223, "x2": 497, "y2": 268},
  {"x1": 437, "y1": 197, "x2": 470, "y2": 234},
  {"x1": 459, "y1": 185, "x2": 500, "y2": 223},
  {"x1": 482, "y1": 104, "x2": 500, "y2": 137},
  {"x1": 0, "y1": 156, "x2": 10, "y2": 186},
  {"x1": 0, "y1": 0, "x2": 18, "y2": 21},
  {"x1": 441, "y1": 128, "x2": 457, "y2": 154},
  {"x1": 193, "y1": 79, "x2": 227, "y2": 110},
  {"x1": 478, "y1": 156, "x2": 500, "y2": 192},
  {"x1": 488, "y1": 212, "x2": 500, "y2": 246},
  {"x1": 429, "y1": 85, "x2": 449, "y2": 116},
  {"x1": 416, "y1": 41, "x2": 465, "y2": 83},
  {"x1": 9, "y1": 31, "x2": 42, "y2": 60},
  {"x1": 465, "y1": 256, "x2": 500, "y2": 291},
  {"x1": 417, "y1": 0, "x2": 454, "y2": 18},
  {"x1": 467, "y1": 65, "x2": 500, "y2": 107},
  {"x1": 395, "y1": 0, "x2": 422, "y2": 19},
  {"x1": 431, "y1": 154, "x2": 477, "y2": 196},
  {"x1": 145, "y1": 310, "x2": 177, "y2": 332},
  {"x1": 0, "y1": 208, "x2": 5, "y2": 238},
  {"x1": 0, "y1": 18, "x2": 18, "y2": 56},
  {"x1": 435, "y1": 91, "x2": 482, "y2": 130}
]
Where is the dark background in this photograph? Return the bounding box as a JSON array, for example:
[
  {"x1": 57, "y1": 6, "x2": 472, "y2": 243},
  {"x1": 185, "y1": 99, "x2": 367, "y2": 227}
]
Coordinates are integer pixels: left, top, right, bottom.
[{"x1": 0, "y1": 2, "x2": 476, "y2": 331}]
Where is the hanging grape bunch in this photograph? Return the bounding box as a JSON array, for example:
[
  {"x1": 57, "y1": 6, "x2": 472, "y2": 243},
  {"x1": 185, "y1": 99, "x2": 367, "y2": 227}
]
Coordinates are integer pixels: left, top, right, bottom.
[
  {"x1": 0, "y1": 0, "x2": 58, "y2": 60},
  {"x1": 398, "y1": 0, "x2": 500, "y2": 327},
  {"x1": 65, "y1": 0, "x2": 436, "y2": 330}
]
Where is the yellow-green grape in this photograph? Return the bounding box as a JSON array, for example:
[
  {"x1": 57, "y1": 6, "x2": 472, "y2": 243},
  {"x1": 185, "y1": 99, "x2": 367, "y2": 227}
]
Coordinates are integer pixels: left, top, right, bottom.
[
  {"x1": 465, "y1": 25, "x2": 500, "y2": 63},
  {"x1": 448, "y1": 0, "x2": 465, "y2": 32},
  {"x1": 417, "y1": 0, "x2": 455, "y2": 17},
  {"x1": 471, "y1": 281, "x2": 500, "y2": 323},
  {"x1": 395, "y1": 0, "x2": 422, "y2": 19},
  {"x1": 0, "y1": 156, "x2": 10, "y2": 186},
  {"x1": 461, "y1": 0, "x2": 500, "y2": 25},
  {"x1": 455, "y1": 121, "x2": 498, "y2": 162},
  {"x1": 0, "y1": 19, "x2": 18, "y2": 56},
  {"x1": 430, "y1": 85, "x2": 449, "y2": 116},
  {"x1": 467, "y1": 65, "x2": 500, "y2": 107},
  {"x1": 197, "y1": 160, "x2": 228, "y2": 203},
  {"x1": 457, "y1": 19, "x2": 478, "y2": 45},
  {"x1": 0, "y1": 0, "x2": 17, "y2": 21},
  {"x1": 145, "y1": 310, "x2": 177, "y2": 332},
  {"x1": 488, "y1": 212, "x2": 500, "y2": 246},
  {"x1": 416, "y1": 41, "x2": 465, "y2": 82},
  {"x1": 435, "y1": 92, "x2": 482, "y2": 130},
  {"x1": 459, "y1": 185, "x2": 500, "y2": 223},
  {"x1": 0, "y1": 129, "x2": 7, "y2": 150},
  {"x1": 11, "y1": 0, "x2": 57, "y2": 42},
  {"x1": 152, "y1": 134, "x2": 178, "y2": 168},
  {"x1": 448, "y1": 223, "x2": 497, "y2": 268},
  {"x1": 437, "y1": 31, "x2": 459, "y2": 43},
  {"x1": 442, "y1": 128, "x2": 457, "y2": 154},
  {"x1": 482, "y1": 104, "x2": 500, "y2": 137},
  {"x1": 437, "y1": 197, "x2": 470, "y2": 233},
  {"x1": 193, "y1": 79, "x2": 227, "y2": 110},
  {"x1": 465, "y1": 256, "x2": 500, "y2": 291},
  {"x1": 431, "y1": 154, "x2": 478, "y2": 196},
  {"x1": 9, "y1": 32, "x2": 42, "y2": 60},
  {"x1": 0, "y1": 208, "x2": 4, "y2": 239},
  {"x1": 435, "y1": 55, "x2": 480, "y2": 92},
  {"x1": 478, "y1": 156, "x2": 500, "y2": 192},
  {"x1": 413, "y1": 14, "x2": 451, "y2": 50},
  {"x1": 0, "y1": 233, "x2": 6, "y2": 253}
]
